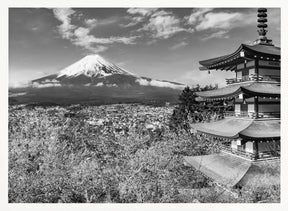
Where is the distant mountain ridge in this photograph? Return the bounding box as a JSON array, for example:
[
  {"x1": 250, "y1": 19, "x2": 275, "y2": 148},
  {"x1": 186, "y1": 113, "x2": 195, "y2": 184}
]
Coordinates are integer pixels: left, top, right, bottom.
[
  {"x1": 10, "y1": 54, "x2": 185, "y2": 105},
  {"x1": 31, "y1": 54, "x2": 184, "y2": 89}
]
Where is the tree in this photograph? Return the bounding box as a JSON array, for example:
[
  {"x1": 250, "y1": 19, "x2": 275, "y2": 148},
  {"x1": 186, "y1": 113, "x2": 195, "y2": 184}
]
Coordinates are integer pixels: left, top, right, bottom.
[{"x1": 169, "y1": 84, "x2": 222, "y2": 133}]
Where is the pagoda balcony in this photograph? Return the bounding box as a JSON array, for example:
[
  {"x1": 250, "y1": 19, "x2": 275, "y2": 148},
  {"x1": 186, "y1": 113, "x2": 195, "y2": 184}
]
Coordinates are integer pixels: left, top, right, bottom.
[
  {"x1": 220, "y1": 145, "x2": 257, "y2": 160},
  {"x1": 224, "y1": 111, "x2": 280, "y2": 118},
  {"x1": 226, "y1": 75, "x2": 280, "y2": 85},
  {"x1": 220, "y1": 145, "x2": 280, "y2": 161}
]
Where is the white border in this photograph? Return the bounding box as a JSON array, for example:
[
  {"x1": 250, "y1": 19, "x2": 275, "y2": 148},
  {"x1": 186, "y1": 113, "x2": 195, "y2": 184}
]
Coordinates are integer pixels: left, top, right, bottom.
[{"x1": 1, "y1": 0, "x2": 288, "y2": 211}]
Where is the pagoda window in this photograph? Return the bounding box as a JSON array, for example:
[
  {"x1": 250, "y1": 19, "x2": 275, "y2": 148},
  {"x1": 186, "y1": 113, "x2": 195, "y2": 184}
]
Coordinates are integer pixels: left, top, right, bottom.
[
  {"x1": 237, "y1": 63, "x2": 244, "y2": 70},
  {"x1": 257, "y1": 141, "x2": 279, "y2": 157},
  {"x1": 249, "y1": 68, "x2": 255, "y2": 75},
  {"x1": 242, "y1": 68, "x2": 249, "y2": 76},
  {"x1": 259, "y1": 68, "x2": 280, "y2": 77},
  {"x1": 235, "y1": 104, "x2": 241, "y2": 114},
  {"x1": 248, "y1": 104, "x2": 255, "y2": 114},
  {"x1": 240, "y1": 103, "x2": 248, "y2": 113},
  {"x1": 245, "y1": 141, "x2": 254, "y2": 154},
  {"x1": 246, "y1": 60, "x2": 255, "y2": 67},
  {"x1": 258, "y1": 104, "x2": 280, "y2": 113},
  {"x1": 237, "y1": 139, "x2": 245, "y2": 151},
  {"x1": 231, "y1": 140, "x2": 238, "y2": 150},
  {"x1": 236, "y1": 70, "x2": 242, "y2": 79}
]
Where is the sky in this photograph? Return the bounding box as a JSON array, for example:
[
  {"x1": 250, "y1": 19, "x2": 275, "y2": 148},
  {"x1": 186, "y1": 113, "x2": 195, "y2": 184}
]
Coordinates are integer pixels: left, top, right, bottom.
[{"x1": 9, "y1": 8, "x2": 280, "y2": 88}]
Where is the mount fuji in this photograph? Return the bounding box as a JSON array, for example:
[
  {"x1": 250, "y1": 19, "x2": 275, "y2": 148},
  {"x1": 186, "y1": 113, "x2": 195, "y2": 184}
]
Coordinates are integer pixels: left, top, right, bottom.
[{"x1": 10, "y1": 55, "x2": 185, "y2": 105}]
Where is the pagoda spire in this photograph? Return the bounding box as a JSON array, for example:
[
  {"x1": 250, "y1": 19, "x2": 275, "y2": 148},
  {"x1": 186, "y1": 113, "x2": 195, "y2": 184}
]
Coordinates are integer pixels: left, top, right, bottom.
[{"x1": 254, "y1": 8, "x2": 273, "y2": 45}]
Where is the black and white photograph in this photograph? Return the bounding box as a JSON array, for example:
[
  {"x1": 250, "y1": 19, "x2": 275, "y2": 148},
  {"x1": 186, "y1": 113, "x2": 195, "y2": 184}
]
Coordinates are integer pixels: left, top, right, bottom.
[{"x1": 2, "y1": 0, "x2": 288, "y2": 209}]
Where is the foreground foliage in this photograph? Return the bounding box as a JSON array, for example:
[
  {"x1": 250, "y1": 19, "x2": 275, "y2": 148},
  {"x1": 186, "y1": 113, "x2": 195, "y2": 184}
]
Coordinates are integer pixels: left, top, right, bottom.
[{"x1": 8, "y1": 104, "x2": 279, "y2": 203}]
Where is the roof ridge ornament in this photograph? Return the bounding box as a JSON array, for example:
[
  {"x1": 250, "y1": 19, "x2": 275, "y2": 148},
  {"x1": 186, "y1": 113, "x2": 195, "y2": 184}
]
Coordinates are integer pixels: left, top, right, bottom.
[{"x1": 254, "y1": 8, "x2": 273, "y2": 46}]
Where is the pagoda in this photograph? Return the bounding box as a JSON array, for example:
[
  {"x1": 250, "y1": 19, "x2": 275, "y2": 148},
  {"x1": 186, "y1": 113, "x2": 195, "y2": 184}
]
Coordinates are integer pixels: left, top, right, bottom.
[{"x1": 184, "y1": 8, "x2": 280, "y2": 189}]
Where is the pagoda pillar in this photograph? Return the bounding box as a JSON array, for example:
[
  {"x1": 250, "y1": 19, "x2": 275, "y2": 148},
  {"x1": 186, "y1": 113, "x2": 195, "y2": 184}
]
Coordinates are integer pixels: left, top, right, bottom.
[
  {"x1": 254, "y1": 96, "x2": 259, "y2": 119},
  {"x1": 254, "y1": 141, "x2": 259, "y2": 160}
]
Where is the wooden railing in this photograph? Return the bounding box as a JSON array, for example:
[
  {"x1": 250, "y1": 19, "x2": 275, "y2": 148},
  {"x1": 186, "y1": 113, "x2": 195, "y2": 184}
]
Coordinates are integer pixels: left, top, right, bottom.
[
  {"x1": 226, "y1": 74, "x2": 280, "y2": 85},
  {"x1": 220, "y1": 145, "x2": 257, "y2": 160},
  {"x1": 220, "y1": 145, "x2": 280, "y2": 160},
  {"x1": 224, "y1": 111, "x2": 280, "y2": 118}
]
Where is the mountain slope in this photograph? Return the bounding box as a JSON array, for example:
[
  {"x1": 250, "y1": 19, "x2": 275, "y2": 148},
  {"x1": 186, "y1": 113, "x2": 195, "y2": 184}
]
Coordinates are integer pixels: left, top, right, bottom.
[{"x1": 57, "y1": 54, "x2": 135, "y2": 78}]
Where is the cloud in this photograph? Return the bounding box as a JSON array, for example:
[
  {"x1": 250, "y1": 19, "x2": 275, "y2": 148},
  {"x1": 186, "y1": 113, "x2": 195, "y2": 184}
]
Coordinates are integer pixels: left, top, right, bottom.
[
  {"x1": 170, "y1": 41, "x2": 188, "y2": 50},
  {"x1": 52, "y1": 8, "x2": 138, "y2": 53},
  {"x1": 95, "y1": 82, "x2": 104, "y2": 87},
  {"x1": 184, "y1": 9, "x2": 250, "y2": 41},
  {"x1": 85, "y1": 18, "x2": 98, "y2": 28},
  {"x1": 9, "y1": 81, "x2": 29, "y2": 88},
  {"x1": 140, "y1": 12, "x2": 194, "y2": 39},
  {"x1": 195, "y1": 12, "x2": 244, "y2": 31},
  {"x1": 32, "y1": 81, "x2": 61, "y2": 88},
  {"x1": 71, "y1": 27, "x2": 138, "y2": 52},
  {"x1": 85, "y1": 17, "x2": 119, "y2": 28},
  {"x1": 53, "y1": 8, "x2": 76, "y2": 39},
  {"x1": 149, "y1": 80, "x2": 184, "y2": 89},
  {"x1": 127, "y1": 8, "x2": 158, "y2": 16},
  {"x1": 31, "y1": 27, "x2": 39, "y2": 31},
  {"x1": 184, "y1": 8, "x2": 213, "y2": 25},
  {"x1": 125, "y1": 8, "x2": 194, "y2": 39},
  {"x1": 121, "y1": 8, "x2": 158, "y2": 27},
  {"x1": 43, "y1": 79, "x2": 59, "y2": 83},
  {"x1": 201, "y1": 30, "x2": 229, "y2": 41},
  {"x1": 150, "y1": 10, "x2": 173, "y2": 17},
  {"x1": 9, "y1": 92, "x2": 27, "y2": 97},
  {"x1": 106, "y1": 83, "x2": 118, "y2": 87},
  {"x1": 135, "y1": 78, "x2": 184, "y2": 89},
  {"x1": 136, "y1": 78, "x2": 150, "y2": 86},
  {"x1": 120, "y1": 16, "x2": 144, "y2": 27}
]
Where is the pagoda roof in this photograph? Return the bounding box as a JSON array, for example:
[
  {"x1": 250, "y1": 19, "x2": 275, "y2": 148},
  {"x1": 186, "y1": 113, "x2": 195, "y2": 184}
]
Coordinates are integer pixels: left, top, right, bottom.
[
  {"x1": 237, "y1": 160, "x2": 280, "y2": 189},
  {"x1": 193, "y1": 117, "x2": 253, "y2": 138},
  {"x1": 184, "y1": 152, "x2": 252, "y2": 187},
  {"x1": 196, "y1": 82, "x2": 280, "y2": 100},
  {"x1": 192, "y1": 117, "x2": 280, "y2": 139},
  {"x1": 199, "y1": 44, "x2": 280, "y2": 71},
  {"x1": 240, "y1": 119, "x2": 280, "y2": 139},
  {"x1": 184, "y1": 152, "x2": 280, "y2": 188},
  {"x1": 241, "y1": 82, "x2": 280, "y2": 97},
  {"x1": 244, "y1": 43, "x2": 280, "y2": 56}
]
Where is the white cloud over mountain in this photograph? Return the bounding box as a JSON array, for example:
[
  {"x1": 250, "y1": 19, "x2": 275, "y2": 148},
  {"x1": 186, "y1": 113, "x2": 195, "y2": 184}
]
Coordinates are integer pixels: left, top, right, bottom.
[
  {"x1": 32, "y1": 82, "x2": 62, "y2": 88},
  {"x1": 136, "y1": 78, "x2": 184, "y2": 89}
]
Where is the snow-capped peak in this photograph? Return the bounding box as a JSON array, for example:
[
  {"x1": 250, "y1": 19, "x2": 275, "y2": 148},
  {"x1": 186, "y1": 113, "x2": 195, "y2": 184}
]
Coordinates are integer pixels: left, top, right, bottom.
[{"x1": 57, "y1": 54, "x2": 135, "y2": 78}]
